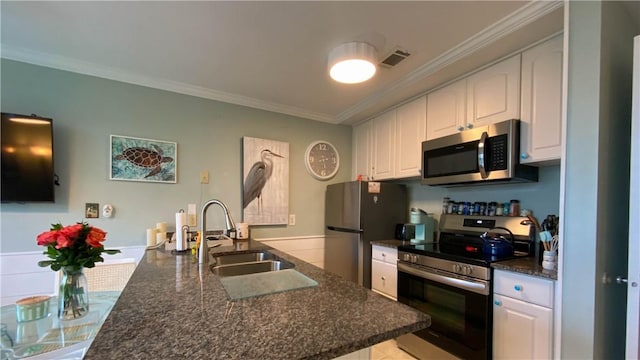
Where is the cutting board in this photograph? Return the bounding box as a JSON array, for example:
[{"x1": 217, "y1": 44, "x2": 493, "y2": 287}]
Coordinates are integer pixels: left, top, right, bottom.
[{"x1": 219, "y1": 269, "x2": 318, "y2": 300}]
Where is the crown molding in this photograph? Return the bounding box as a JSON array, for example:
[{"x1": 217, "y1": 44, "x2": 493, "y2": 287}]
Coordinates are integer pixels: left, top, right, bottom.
[
  {"x1": 336, "y1": 0, "x2": 564, "y2": 123},
  {"x1": 1, "y1": 0, "x2": 561, "y2": 126},
  {"x1": 0, "y1": 46, "x2": 336, "y2": 124}
]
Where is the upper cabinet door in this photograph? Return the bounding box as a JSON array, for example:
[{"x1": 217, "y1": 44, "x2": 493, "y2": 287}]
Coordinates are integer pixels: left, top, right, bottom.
[
  {"x1": 395, "y1": 96, "x2": 426, "y2": 178},
  {"x1": 520, "y1": 35, "x2": 564, "y2": 165},
  {"x1": 426, "y1": 79, "x2": 467, "y2": 140},
  {"x1": 352, "y1": 121, "x2": 372, "y2": 180},
  {"x1": 371, "y1": 110, "x2": 396, "y2": 180},
  {"x1": 466, "y1": 55, "x2": 521, "y2": 129}
]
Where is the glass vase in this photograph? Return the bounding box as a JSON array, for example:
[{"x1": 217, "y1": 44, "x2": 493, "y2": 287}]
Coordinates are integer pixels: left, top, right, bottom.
[{"x1": 58, "y1": 267, "x2": 89, "y2": 320}]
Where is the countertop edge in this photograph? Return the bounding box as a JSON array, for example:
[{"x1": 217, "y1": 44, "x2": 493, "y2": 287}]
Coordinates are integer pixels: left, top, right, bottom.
[{"x1": 491, "y1": 257, "x2": 558, "y2": 280}]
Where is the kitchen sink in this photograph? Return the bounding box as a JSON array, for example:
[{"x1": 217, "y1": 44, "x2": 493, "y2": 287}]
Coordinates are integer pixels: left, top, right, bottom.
[
  {"x1": 212, "y1": 250, "x2": 277, "y2": 266},
  {"x1": 210, "y1": 250, "x2": 294, "y2": 277}
]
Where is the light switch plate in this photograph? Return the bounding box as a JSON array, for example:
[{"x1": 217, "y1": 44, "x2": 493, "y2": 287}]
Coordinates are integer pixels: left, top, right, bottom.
[{"x1": 103, "y1": 204, "x2": 114, "y2": 218}]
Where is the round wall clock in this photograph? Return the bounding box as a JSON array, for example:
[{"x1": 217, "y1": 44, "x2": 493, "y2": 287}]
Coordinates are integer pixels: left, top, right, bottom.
[{"x1": 305, "y1": 140, "x2": 340, "y2": 180}]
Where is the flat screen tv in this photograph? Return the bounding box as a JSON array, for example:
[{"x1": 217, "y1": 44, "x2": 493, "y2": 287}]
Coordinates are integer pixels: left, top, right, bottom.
[{"x1": 1, "y1": 112, "x2": 55, "y2": 202}]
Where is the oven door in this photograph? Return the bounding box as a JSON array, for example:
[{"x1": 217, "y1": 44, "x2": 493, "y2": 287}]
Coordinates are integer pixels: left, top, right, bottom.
[{"x1": 397, "y1": 261, "x2": 491, "y2": 360}]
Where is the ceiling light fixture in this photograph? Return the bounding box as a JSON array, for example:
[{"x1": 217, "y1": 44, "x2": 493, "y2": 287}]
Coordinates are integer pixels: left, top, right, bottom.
[{"x1": 328, "y1": 42, "x2": 377, "y2": 84}]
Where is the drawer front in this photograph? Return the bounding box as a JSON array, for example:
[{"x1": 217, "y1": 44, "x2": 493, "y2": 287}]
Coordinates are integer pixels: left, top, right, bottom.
[
  {"x1": 371, "y1": 260, "x2": 397, "y2": 299},
  {"x1": 371, "y1": 245, "x2": 398, "y2": 264},
  {"x1": 493, "y1": 269, "x2": 554, "y2": 308}
]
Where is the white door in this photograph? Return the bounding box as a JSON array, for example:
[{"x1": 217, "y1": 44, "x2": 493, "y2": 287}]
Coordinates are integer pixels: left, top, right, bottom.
[
  {"x1": 395, "y1": 96, "x2": 426, "y2": 178},
  {"x1": 371, "y1": 110, "x2": 396, "y2": 180},
  {"x1": 426, "y1": 79, "x2": 466, "y2": 140},
  {"x1": 465, "y1": 55, "x2": 521, "y2": 129},
  {"x1": 352, "y1": 121, "x2": 372, "y2": 180},
  {"x1": 520, "y1": 35, "x2": 564, "y2": 164},
  {"x1": 626, "y1": 34, "x2": 640, "y2": 359},
  {"x1": 493, "y1": 294, "x2": 553, "y2": 359}
]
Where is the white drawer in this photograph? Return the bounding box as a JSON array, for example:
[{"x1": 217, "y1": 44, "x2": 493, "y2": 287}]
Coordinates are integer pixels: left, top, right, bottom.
[
  {"x1": 371, "y1": 260, "x2": 397, "y2": 300},
  {"x1": 371, "y1": 245, "x2": 398, "y2": 264},
  {"x1": 494, "y1": 269, "x2": 554, "y2": 308}
]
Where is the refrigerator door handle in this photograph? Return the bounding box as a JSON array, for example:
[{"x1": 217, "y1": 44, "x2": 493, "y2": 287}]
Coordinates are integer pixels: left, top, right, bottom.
[{"x1": 327, "y1": 226, "x2": 363, "y2": 233}]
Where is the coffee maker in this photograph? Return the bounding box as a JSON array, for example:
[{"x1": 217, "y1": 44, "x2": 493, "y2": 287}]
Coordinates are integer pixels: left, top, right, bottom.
[{"x1": 401, "y1": 208, "x2": 435, "y2": 242}]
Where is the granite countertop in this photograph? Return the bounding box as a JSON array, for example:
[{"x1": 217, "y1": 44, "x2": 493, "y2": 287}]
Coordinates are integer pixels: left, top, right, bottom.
[
  {"x1": 85, "y1": 239, "x2": 430, "y2": 360},
  {"x1": 491, "y1": 256, "x2": 558, "y2": 280}
]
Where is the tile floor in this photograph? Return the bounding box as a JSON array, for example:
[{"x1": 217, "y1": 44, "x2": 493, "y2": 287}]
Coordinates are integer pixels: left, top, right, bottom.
[{"x1": 370, "y1": 339, "x2": 417, "y2": 360}]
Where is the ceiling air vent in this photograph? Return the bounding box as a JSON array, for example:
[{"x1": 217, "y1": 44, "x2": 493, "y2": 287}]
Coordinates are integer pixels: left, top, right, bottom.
[{"x1": 379, "y1": 47, "x2": 411, "y2": 68}]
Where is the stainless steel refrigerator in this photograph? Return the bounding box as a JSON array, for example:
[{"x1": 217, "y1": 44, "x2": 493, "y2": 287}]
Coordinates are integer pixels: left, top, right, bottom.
[{"x1": 324, "y1": 181, "x2": 407, "y2": 288}]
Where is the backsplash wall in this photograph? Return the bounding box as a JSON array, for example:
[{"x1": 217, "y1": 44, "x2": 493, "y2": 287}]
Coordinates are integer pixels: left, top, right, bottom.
[{"x1": 402, "y1": 165, "x2": 561, "y2": 225}]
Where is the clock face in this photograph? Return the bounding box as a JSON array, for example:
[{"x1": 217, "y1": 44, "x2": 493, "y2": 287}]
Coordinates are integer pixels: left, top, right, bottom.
[{"x1": 305, "y1": 141, "x2": 339, "y2": 180}]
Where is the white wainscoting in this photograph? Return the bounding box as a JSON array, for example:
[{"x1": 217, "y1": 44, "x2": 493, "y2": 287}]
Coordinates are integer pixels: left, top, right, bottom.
[
  {"x1": 254, "y1": 235, "x2": 325, "y2": 269},
  {"x1": 0, "y1": 246, "x2": 145, "y2": 306}
]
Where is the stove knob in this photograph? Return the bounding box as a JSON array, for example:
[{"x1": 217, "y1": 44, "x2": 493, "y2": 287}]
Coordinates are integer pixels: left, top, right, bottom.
[
  {"x1": 403, "y1": 253, "x2": 410, "y2": 261},
  {"x1": 466, "y1": 266, "x2": 473, "y2": 275},
  {"x1": 411, "y1": 255, "x2": 419, "y2": 263},
  {"x1": 452, "y1": 264, "x2": 459, "y2": 272}
]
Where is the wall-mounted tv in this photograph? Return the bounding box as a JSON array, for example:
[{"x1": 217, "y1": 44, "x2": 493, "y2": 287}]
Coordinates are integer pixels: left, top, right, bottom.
[{"x1": 1, "y1": 112, "x2": 56, "y2": 202}]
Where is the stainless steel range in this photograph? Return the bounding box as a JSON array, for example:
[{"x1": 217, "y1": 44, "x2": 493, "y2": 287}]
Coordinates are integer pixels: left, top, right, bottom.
[{"x1": 396, "y1": 214, "x2": 535, "y2": 360}]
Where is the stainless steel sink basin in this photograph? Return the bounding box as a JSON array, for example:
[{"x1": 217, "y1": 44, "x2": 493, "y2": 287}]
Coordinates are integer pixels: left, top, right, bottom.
[
  {"x1": 210, "y1": 250, "x2": 294, "y2": 277},
  {"x1": 212, "y1": 251, "x2": 277, "y2": 266}
]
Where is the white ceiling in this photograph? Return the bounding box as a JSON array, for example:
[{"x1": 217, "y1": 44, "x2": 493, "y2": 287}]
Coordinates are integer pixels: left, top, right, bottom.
[{"x1": 1, "y1": 1, "x2": 565, "y2": 125}]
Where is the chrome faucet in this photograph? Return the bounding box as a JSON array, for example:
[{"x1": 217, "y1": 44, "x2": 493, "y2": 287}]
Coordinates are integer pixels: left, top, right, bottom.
[{"x1": 199, "y1": 199, "x2": 236, "y2": 265}]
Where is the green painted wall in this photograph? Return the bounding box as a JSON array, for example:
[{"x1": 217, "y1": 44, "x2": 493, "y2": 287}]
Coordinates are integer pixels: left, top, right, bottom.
[{"x1": 0, "y1": 59, "x2": 352, "y2": 252}]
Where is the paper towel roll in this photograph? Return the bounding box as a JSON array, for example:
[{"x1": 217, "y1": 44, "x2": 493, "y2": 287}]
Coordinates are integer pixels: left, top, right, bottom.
[
  {"x1": 175, "y1": 212, "x2": 187, "y2": 251},
  {"x1": 146, "y1": 228, "x2": 157, "y2": 247}
]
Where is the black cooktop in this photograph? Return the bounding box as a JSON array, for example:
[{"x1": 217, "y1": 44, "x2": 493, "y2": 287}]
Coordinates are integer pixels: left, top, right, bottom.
[{"x1": 398, "y1": 241, "x2": 528, "y2": 267}]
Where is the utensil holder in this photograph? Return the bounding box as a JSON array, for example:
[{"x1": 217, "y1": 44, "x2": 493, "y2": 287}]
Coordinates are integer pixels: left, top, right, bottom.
[{"x1": 542, "y1": 250, "x2": 557, "y2": 270}]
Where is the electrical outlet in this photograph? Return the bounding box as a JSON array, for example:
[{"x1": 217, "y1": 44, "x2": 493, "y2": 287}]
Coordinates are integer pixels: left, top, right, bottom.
[
  {"x1": 200, "y1": 171, "x2": 209, "y2": 184},
  {"x1": 289, "y1": 214, "x2": 296, "y2": 226}
]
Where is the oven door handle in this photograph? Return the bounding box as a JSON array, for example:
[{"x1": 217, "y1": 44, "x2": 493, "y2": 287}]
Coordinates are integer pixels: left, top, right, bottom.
[
  {"x1": 398, "y1": 262, "x2": 489, "y2": 295},
  {"x1": 478, "y1": 131, "x2": 488, "y2": 179}
]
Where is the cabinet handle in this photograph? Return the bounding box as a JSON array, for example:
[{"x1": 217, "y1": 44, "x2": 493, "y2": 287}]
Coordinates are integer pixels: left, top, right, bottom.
[
  {"x1": 457, "y1": 125, "x2": 464, "y2": 131},
  {"x1": 514, "y1": 285, "x2": 522, "y2": 291},
  {"x1": 381, "y1": 276, "x2": 386, "y2": 281},
  {"x1": 521, "y1": 153, "x2": 529, "y2": 160},
  {"x1": 466, "y1": 123, "x2": 474, "y2": 129},
  {"x1": 494, "y1": 300, "x2": 501, "y2": 306},
  {"x1": 382, "y1": 253, "x2": 386, "y2": 257}
]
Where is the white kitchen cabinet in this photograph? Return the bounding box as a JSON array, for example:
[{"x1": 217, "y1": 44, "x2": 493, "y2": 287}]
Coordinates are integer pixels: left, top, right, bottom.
[
  {"x1": 371, "y1": 110, "x2": 396, "y2": 180},
  {"x1": 493, "y1": 269, "x2": 554, "y2": 359},
  {"x1": 426, "y1": 56, "x2": 520, "y2": 140},
  {"x1": 371, "y1": 245, "x2": 398, "y2": 300},
  {"x1": 395, "y1": 96, "x2": 426, "y2": 178},
  {"x1": 426, "y1": 79, "x2": 466, "y2": 140},
  {"x1": 466, "y1": 54, "x2": 521, "y2": 128},
  {"x1": 352, "y1": 121, "x2": 372, "y2": 180},
  {"x1": 520, "y1": 35, "x2": 564, "y2": 165}
]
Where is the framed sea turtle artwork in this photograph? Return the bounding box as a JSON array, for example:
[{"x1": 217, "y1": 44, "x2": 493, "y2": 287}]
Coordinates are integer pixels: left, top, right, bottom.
[{"x1": 110, "y1": 135, "x2": 177, "y2": 183}]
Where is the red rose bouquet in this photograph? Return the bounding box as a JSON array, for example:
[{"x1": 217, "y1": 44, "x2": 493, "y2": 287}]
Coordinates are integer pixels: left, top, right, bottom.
[{"x1": 37, "y1": 222, "x2": 121, "y2": 271}]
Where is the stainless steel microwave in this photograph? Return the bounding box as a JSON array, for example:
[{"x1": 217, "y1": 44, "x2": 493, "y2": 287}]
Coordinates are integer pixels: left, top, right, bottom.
[{"x1": 421, "y1": 119, "x2": 538, "y2": 186}]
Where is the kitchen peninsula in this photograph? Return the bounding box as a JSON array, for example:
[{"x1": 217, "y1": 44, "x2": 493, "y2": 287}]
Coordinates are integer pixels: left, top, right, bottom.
[{"x1": 84, "y1": 240, "x2": 430, "y2": 359}]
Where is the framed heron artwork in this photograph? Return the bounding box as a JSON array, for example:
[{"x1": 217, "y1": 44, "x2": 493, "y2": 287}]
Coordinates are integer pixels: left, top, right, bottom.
[
  {"x1": 110, "y1": 135, "x2": 177, "y2": 183},
  {"x1": 242, "y1": 137, "x2": 289, "y2": 225}
]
